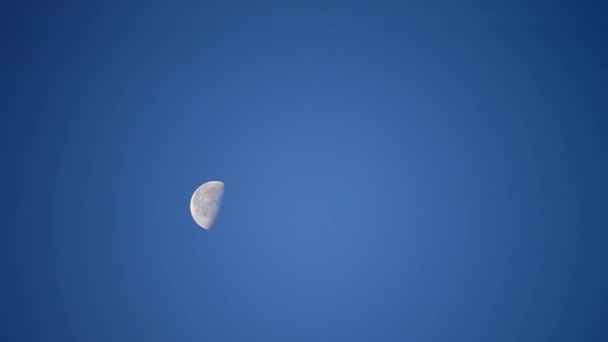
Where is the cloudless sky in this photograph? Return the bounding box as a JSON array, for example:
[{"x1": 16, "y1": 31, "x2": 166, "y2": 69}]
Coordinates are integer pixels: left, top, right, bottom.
[{"x1": 2, "y1": 1, "x2": 608, "y2": 341}]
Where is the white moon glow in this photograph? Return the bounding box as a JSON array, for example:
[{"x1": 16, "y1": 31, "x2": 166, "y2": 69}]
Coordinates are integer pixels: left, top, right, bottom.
[{"x1": 190, "y1": 181, "x2": 224, "y2": 230}]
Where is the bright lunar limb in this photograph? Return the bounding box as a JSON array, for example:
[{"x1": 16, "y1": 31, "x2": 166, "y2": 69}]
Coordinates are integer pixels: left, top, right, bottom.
[{"x1": 190, "y1": 181, "x2": 224, "y2": 230}]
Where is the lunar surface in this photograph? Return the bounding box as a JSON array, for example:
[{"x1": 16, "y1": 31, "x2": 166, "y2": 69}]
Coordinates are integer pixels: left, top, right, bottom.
[{"x1": 190, "y1": 181, "x2": 224, "y2": 230}]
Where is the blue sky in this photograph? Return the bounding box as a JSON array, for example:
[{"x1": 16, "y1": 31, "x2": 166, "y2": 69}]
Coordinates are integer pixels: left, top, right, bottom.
[{"x1": 3, "y1": 1, "x2": 608, "y2": 340}]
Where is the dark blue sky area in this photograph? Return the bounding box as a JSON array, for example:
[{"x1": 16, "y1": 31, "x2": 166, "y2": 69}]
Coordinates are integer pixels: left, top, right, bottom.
[{"x1": 2, "y1": 1, "x2": 608, "y2": 341}]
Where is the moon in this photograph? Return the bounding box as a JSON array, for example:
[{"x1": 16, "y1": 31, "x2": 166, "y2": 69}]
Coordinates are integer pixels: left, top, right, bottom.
[{"x1": 190, "y1": 181, "x2": 224, "y2": 230}]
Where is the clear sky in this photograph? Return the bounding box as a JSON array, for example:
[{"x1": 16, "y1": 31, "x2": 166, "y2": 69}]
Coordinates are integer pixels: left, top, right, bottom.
[{"x1": 3, "y1": 1, "x2": 608, "y2": 341}]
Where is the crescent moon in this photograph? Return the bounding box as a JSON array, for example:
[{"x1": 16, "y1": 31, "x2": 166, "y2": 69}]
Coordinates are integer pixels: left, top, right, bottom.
[{"x1": 190, "y1": 181, "x2": 224, "y2": 230}]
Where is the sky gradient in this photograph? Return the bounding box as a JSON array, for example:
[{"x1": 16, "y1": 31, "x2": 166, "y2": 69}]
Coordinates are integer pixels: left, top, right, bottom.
[{"x1": 3, "y1": 1, "x2": 608, "y2": 341}]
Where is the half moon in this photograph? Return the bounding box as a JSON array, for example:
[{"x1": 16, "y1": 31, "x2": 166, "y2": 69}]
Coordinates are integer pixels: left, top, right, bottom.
[{"x1": 190, "y1": 181, "x2": 224, "y2": 230}]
